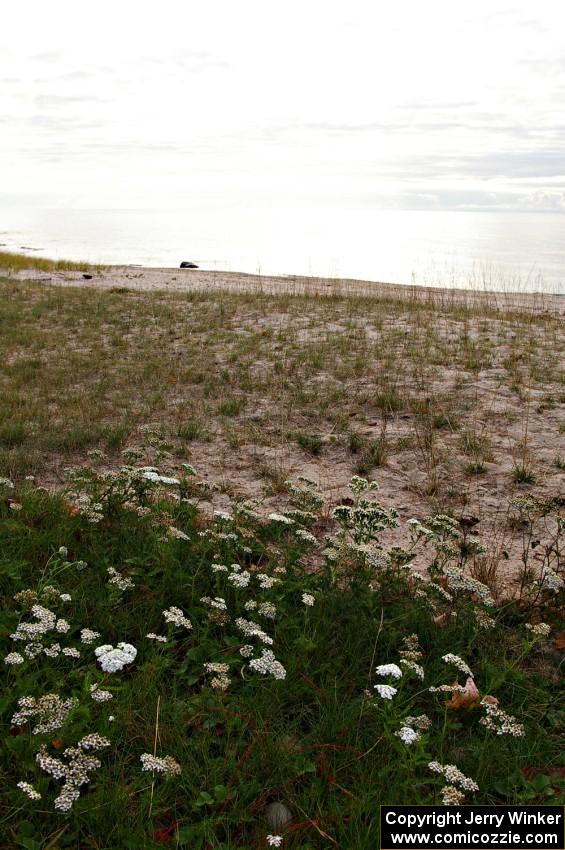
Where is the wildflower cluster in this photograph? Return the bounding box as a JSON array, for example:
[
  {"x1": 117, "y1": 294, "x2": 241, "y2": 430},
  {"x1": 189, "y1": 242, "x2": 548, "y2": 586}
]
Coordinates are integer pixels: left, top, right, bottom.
[
  {"x1": 12, "y1": 694, "x2": 78, "y2": 735},
  {"x1": 163, "y1": 606, "x2": 192, "y2": 629},
  {"x1": 479, "y1": 699, "x2": 525, "y2": 737},
  {"x1": 94, "y1": 642, "x2": 137, "y2": 673},
  {"x1": 35, "y1": 735, "x2": 109, "y2": 811},
  {"x1": 140, "y1": 753, "x2": 182, "y2": 775},
  {"x1": 107, "y1": 566, "x2": 135, "y2": 591},
  {"x1": 428, "y1": 761, "x2": 479, "y2": 805}
]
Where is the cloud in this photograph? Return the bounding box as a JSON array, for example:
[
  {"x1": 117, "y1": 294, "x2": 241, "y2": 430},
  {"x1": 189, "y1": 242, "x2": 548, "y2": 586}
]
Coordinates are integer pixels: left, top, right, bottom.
[
  {"x1": 516, "y1": 190, "x2": 565, "y2": 211},
  {"x1": 34, "y1": 94, "x2": 111, "y2": 108},
  {"x1": 31, "y1": 50, "x2": 65, "y2": 62}
]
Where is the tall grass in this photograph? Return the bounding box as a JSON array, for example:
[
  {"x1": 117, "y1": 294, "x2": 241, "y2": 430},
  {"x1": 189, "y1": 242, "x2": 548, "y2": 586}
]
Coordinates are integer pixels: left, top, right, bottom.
[{"x1": 0, "y1": 251, "x2": 104, "y2": 273}]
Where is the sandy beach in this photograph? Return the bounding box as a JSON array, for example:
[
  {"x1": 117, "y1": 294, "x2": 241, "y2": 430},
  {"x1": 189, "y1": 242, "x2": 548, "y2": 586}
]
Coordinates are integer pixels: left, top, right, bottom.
[
  {"x1": 9, "y1": 264, "x2": 565, "y2": 315},
  {"x1": 2, "y1": 262, "x2": 563, "y2": 590}
]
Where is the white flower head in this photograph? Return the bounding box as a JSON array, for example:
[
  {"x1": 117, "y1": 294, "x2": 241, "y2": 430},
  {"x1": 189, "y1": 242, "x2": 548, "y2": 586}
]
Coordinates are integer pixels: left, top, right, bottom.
[
  {"x1": 375, "y1": 663, "x2": 402, "y2": 680},
  {"x1": 4, "y1": 652, "x2": 24, "y2": 665},
  {"x1": 140, "y1": 753, "x2": 181, "y2": 775},
  {"x1": 94, "y1": 642, "x2": 137, "y2": 673},
  {"x1": 17, "y1": 781, "x2": 42, "y2": 800},
  {"x1": 374, "y1": 684, "x2": 397, "y2": 700},
  {"x1": 395, "y1": 726, "x2": 421, "y2": 746},
  {"x1": 442, "y1": 654, "x2": 473, "y2": 677}
]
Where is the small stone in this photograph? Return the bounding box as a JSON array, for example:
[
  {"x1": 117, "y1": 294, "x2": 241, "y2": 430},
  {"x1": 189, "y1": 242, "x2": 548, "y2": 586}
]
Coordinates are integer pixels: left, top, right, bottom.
[
  {"x1": 180, "y1": 261, "x2": 199, "y2": 269},
  {"x1": 265, "y1": 801, "x2": 292, "y2": 830}
]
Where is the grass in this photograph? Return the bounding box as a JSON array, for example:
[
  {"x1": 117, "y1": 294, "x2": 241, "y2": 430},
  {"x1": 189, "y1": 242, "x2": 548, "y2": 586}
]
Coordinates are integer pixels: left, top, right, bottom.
[
  {"x1": 0, "y1": 271, "x2": 563, "y2": 848},
  {"x1": 0, "y1": 250, "x2": 104, "y2": 273},
  {"x1": 0, "y1": 275, "x2": 563, "y2": 579},
  {"x1": 0, "y1": 470, "x2": 563, "y2": 849}
]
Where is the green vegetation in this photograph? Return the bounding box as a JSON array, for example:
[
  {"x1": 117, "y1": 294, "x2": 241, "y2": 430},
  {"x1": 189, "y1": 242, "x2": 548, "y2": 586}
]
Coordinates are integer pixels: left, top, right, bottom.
[
  {"x1": 1, "y1": 468, "x2": 563, "y2": 849},
  {"x1": 0, "y1": 251, "x2": 104, "y2": 274},
  {"x1": 0, "y1": 272, "x2": 563, "y2": 848}
]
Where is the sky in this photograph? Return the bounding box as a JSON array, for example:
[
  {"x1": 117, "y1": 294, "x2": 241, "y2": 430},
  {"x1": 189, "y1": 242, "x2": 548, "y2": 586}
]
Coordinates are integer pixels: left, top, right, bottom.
[{"x1": 1, "y1": 0, "x2": 565, "y2": 212}]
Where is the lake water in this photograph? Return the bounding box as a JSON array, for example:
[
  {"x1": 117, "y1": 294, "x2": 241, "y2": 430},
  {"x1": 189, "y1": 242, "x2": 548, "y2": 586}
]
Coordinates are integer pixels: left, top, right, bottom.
[{"x1": 1, "y1": 206, "x2": 564, "y2": 293}]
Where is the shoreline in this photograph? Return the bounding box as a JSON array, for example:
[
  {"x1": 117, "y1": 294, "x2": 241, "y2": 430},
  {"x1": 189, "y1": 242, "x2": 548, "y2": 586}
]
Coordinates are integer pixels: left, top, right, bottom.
[{"x1": 7, "y1": 263, "x2": 565, "y2": 314}]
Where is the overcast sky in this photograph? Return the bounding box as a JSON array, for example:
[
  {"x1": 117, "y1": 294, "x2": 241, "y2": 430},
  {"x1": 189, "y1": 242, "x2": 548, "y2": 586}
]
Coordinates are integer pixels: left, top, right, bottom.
[{"x1": 1, "y1": 0, "x2": 564, "y2": 211}]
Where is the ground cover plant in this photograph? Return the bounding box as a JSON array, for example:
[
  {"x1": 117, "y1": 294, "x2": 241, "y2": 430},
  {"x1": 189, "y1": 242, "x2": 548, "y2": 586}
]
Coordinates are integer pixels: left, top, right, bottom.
[
  {"x1": 0, "y1": 272, "x2": 564, "y2": 848},
  {"x1": 1, "y1": 462, "x2": 564, "y2": 849},
  {"x1": 0, "y1": 274, "x2": 563, "y2": 581}
]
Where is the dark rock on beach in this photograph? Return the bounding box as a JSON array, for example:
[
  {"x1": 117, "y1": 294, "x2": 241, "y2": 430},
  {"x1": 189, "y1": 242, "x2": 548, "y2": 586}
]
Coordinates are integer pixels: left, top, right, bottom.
[
  {"x1": 82, "y1": 274, "x2": 93, "y2": 280},
  {"x1": 180, "y1": 261, "x2": 199, "y2": 269}
]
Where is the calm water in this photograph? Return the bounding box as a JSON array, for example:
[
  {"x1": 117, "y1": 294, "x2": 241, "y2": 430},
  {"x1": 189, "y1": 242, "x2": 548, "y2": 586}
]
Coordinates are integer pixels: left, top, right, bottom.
[{"x1": 1, "y1": 206, "x2": 564, "y2": 293}]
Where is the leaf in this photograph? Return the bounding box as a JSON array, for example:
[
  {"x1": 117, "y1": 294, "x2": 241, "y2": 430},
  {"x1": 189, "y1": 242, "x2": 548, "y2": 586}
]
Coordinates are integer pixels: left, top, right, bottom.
[
  {"x1": 446, "y1": 677, "x2": 481, "y2": 709},
  {"x1": 194, "y1": 790, "x2": 214, "y2": 808},
  {"x1": 553, "y1": 631, "x2": 565, "y2": 650}
]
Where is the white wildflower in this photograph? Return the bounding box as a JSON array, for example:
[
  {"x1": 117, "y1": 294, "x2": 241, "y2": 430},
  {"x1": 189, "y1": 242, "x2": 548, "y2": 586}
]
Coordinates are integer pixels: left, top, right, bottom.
[
  {"x1": 375, "y1": 663, "x2": 402, "y2": 679},
  {"x1": 214, "y1": 510, "x2": 233, "y2": 522},
  {"x1": 428, "y1": 762, "x2": 479, "y2": 792},
  {"x1": 142, "y1": 471, "x2": 180, "y2": 486},
  {"x1": 162, "y1": 606, "x2": 192, "y2": 629},
  {"x1": 301, "y1": 593, "x2": 315, "y2": 607},
  {"x1": 17, "y1": 781, "x2": 41, "y2": 800},
  {"x1": 395, "y1": 726, "x2": 421, "y2": 746},
  {"x1": 249, "y1": 649, "x2": 287, "y2": 680},
  {"x1": 399, "y1": 659, "x2": 424, "y2": 679},
  {"x1": 479, "y1": 700, "x2": 525, "y2": 737},
  {"x1": 268, "y1": 512, "x2": 293, "y2": 524},
  {"x1": 12, "y1": 694, "x2": 78, "y2": 734},
  {"x1": 404, "y1": 714, "x2": 432, "y2": 731},
  {"x1": 168, "y1": 526, "x2": 189, "y2": 541},
  {"x1": 228, "y1": 570, "x2": 251, "y2": 588},
  {"x1": 258, "y1": 602, "x2": 277, "y2": 619},
  {"x1": 4, "y1": 652, "x2": 24, "y2": 665},
  {"x1": 78, "y1": 733, "x2": 111, "y2": 750},
  {"x1": 441, "y1": 785, "x2": 466, "y2": 805},
  {"x1": 442, "y1": 654, "x2": 473, "y2": 677},
  {"x1": 235, "y1": 617, "x2": 273, "y2": 645},
  {"x1": 256, "y1": 574, "x2": 280, "y2": 590},
  {"x1": 107, "y1": 567, "x2": 135, "y2": 591},
  {"x1": 90, "y1": 684, "x2": 113, "y2": 703},
  {"x1": 140, "y1": 753, "x2": 182, "y2": 775},
  {"x1": 210, "y1": 674, "x2": 231, "y2": 691},
  {"x1": 80, "y1": 628, "x2": 100, "y2": 644},
  {"x1": 200, "y1": 596, "x2": 227, "y2": 610},
  {"x1": 24, "y1": 642, "x2": 43, "y2": 658},
  {"x1": 295, "y1": 528, "x2": 318, "y2": 545},
  {"x1": 94, "y1": 642, "x2": 137, "y2": 673},
  {"x1": 204, "y1": 662, "x2": 230, "y2": 674},
  {"x1": 374, "y1": 684, "x2": 397, "y2": 700}
]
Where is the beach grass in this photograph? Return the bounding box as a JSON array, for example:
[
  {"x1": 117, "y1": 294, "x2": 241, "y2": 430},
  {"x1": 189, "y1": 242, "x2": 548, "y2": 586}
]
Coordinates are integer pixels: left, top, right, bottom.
[
  {"x1": 0, "y1": 250, "x2": 104, "y2": 274},
  {"x1": 0, "y1": 271, "x2": 563, "y2": 848}
]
